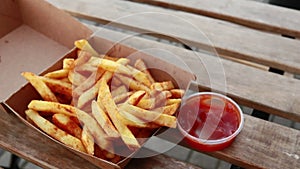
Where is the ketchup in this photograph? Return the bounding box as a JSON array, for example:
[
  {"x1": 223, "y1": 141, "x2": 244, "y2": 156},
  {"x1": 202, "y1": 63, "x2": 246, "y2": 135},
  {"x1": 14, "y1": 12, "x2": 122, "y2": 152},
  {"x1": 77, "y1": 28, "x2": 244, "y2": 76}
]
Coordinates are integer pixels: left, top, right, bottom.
[{"x1": 178, "y1": 94, "x2": 240, "y2": 141}]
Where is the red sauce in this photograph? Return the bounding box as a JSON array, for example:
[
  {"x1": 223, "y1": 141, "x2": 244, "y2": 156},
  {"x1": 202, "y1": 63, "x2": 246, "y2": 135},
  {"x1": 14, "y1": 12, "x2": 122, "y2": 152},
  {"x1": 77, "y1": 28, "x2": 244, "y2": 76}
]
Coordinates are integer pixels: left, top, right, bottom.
[{"x1": 178, "y1": 94, "x2": 240, "y2": 141}]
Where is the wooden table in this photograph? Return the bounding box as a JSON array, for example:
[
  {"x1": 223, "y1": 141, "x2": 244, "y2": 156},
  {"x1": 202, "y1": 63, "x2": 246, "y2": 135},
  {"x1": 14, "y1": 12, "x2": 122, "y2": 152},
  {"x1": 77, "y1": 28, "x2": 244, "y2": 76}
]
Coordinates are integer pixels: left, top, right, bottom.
[{"x1": 1, "y1": 0, "x2": 300, "y2": 168}]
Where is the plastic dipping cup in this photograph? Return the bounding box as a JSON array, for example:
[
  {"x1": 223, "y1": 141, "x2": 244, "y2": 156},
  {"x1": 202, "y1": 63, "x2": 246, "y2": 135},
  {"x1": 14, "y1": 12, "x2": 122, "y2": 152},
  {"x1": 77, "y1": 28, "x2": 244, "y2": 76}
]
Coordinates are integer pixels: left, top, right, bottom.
[{"x1": 177, "y1": 92, "x2": 244, "y2": 152}]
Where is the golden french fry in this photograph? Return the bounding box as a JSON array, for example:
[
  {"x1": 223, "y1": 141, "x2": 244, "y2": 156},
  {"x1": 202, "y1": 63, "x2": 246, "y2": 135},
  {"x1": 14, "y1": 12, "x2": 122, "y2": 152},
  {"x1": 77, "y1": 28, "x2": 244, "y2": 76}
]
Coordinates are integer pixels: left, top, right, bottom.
[
  {"x1": 119, "y1": 108, "x2": 160, "y2": 129},
  {"x1": 72, "y1": 105, "x2": 114, "y2": 153},
  {"x1": 28, "y1": 100, "x2": 76, "y2": 117},
  {"x1": 116, "y1": 74, "x2": 151, "y2": 93},
  {"x1": 170, "y1": 89, "x2": 185, "y2": 98},
  {"x1": 73, "y1": 69, "x2": 105, "y2": 98},
  {"x1": 52, "y1": 113, "x2": 82, "y2": 139},
  {"x1": 81, "y1": 126, "x2": 95, "y2": 155},
  {"x1": 90, "y1": 57, "x2": 151, "y2": 87},
  {"x1": 44, "y1": 69, "x2": 69, "y2": 79},
  {"x1": 120, "y1": 104, "x2": 177, "y2": 128},
  {"x1": 77, "y1": 59, "x2": 129, "y2": 108},
  {"x1": 40, "y1": 76, "x2": 72, "y2": 97},
  {"x1": 101, "y1": 54, "x2": 119, "y2": 61},
  {"x1": 75, "y1": 63, "x2": 98, "y2": 73},
  {"x1": 98, "y1": 79, "x2": 140, "y2": 150},
  {"x1": 134, "y1": 59, "x2": 155, "y2": 84},
  {"x1": 166, "y1": 99, "x2": 181, "y2": 105},
  {"x1": 150, "y1": 81, "x2": 174, "y2": 91},
  {"x1": 113, "y1": 92, "x2": 133, "y2": 104},
  {"x1": 68, "y1": 69, "x2": 87, "y2": 86},
  {"x1": 91, "y1": 101, "x2": 119, "y2": 138},
  {"x1": 75, "y1": 50, "x2": 92, "y2": 67},
  {"x1": 25, "y1": 109, "x2": 86, "y2": 153},
  {"x1": 74, "y1": 39, "x2": 99, "y2": 57},
  {"x1": 22, "y1": 72, "x2": 58, "y2": 102},
  {"x1": 63, "y1": 58, "x2": 74, "y2": 70},
  {"x1": 59, "y1": 77, "x2": 71, "y2": 83},
  {"x1": 90, "y1": 57, "x2": 129, "y2": 72},
  {"x1": 136, "y1": 90, "x2": 171, "y2": 109},
  {"x1": 125, "y1": 91, "x2": 146, "y2": 105},
  {"x1": 153, "y1": 103, "x2": 180, "y2": 116},
  {"x1": 136, "y1": 98, "x2": 155, "y2": 110}
]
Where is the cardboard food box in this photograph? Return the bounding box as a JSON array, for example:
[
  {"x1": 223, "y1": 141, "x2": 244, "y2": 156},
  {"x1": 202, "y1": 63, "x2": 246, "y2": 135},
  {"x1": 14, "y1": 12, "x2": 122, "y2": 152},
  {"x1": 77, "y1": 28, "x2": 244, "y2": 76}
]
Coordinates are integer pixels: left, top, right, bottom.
[{"x1": 1, "y1": 0, "x2": 195, "y2": 168}]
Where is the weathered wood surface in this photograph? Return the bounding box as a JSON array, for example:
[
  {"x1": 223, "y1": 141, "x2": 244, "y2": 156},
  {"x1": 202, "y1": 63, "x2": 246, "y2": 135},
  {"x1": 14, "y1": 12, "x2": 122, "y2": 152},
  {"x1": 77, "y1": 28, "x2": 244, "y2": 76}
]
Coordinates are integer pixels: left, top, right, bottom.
[
  {"x1": 127, "y1": 149, "x2": 202, "y2": 169},
  {"x1": 130, "y1": 0, "x2": 300, "y2": 38},
  {"x1": 48, "y1": 0, "x2": 300, "y2": 74},
  {"x1": 86, "y1": 26, "x2": 300, "y2": 122},
  {"x1": 157, "y1": 115, "x2": 300, "y2": 169},
  {"x1": 0, "y1": 105, "x2": 202, "y2": 169}
]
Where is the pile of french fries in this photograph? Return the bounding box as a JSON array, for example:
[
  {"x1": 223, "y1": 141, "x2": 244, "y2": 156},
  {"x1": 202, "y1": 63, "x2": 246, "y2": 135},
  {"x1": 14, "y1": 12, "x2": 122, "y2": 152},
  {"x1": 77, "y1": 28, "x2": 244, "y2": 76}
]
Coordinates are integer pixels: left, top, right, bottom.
[{"x1": 22, "y1": 39, "x2": 184, "y2": 163}]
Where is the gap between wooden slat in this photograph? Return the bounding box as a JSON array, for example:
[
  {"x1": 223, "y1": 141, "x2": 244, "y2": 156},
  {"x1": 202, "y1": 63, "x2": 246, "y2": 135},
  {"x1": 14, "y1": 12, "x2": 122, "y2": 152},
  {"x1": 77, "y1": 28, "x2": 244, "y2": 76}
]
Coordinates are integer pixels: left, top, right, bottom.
[
  {"x1": 47, "y1": 0, "x2": 300, "y2": 74},
  {"x1": 130, "y1": 0, "x2": 300, "y2": 39}
]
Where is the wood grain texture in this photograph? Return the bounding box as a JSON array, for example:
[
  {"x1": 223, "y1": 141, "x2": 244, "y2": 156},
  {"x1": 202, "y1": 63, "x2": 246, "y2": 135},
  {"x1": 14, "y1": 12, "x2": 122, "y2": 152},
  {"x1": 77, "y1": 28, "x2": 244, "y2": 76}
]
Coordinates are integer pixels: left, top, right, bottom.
[
  {"x1": 131, "y1": 0, "x2": 300, "y2": 38},
  {"x1": 86, "y1": 26, "x2": 300, "y2": 122},
  {"x1": 47, "y1": 0, "x2": 300, "y2": 74},
  {"x1": 127, "y1": 149, "x2": 202, "y2": 169},
  {"x1": 0, "y1": 105, "x2": 202, "y2": 169},
  {"x1": 0, "y1": 105, "x2": 99, "y2": 169},
  {"x1": 156, "y1": 115, "x2": 300, "y2": 169}
]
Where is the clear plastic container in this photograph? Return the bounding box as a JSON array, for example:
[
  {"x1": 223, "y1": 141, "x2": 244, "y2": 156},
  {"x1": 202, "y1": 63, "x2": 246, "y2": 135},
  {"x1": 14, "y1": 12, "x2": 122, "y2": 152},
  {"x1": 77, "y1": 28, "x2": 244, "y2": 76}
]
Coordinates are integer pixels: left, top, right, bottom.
[{"x1": 177, "y1": 92, "x2": 244, "y2": 152}]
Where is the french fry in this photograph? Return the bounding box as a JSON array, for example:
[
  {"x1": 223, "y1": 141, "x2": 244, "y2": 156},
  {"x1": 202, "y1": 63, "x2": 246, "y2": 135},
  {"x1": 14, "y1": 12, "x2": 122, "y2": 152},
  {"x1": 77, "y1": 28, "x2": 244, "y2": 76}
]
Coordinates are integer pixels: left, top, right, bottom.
[
  {"x1": 119, "y1": 108, "x2": 160, "y2": 129},
  {"x1": 75, "y1": 63, "x2": 98, "y2": 73},
  {"x1": 116, "y1": 74, "x2": 151, "y2": 93},
  {"x1": 150, "y1": 81, "x2": 174, "y2": 91},
  {"x1": 170, "y1": 89, "x2": 185, "y2": 98},
  {"x1": 134, "y1": 59, "x2": 155, "y2": 84},
  {"x1": 73, "y1": 106, "x2": 114, "y2": 153},
  {"x1": 120, "y1": 104, "x2": 177, "y2": 128},
  {"x1": 52, "y1": 113, "x2": 82, "y2": 139},
  {"x1": 91, "y1": 101, "x2": 119, "y2": 138},
  {"x1": 113, "y1": 91, "x2": 133, "y2": 104},
  {"x1": 44, "y1": 69, "x2": 69, "y2": 79},
  {"x1": 81, "y1": 126, "x2": 95, "y2": 155},
  {"x1": 153, "y1": 103, "x2": 180, "y2": 116},
  {"x1": 166, "y1": 99, "x2": 181, "y2": 105},
  {"x1": 21, "y1": 72, "x2": 58, "y2": 102},
  {"x1": 28, "y1": 100, "x2": 76, "y2": 117},
  {"x1": 75, "y1": 50, "x2": 92, "y2": 67},
  {"x1": 90, "y1": 57, "x2": 151, "y2": 87},
  {"x1": 136, "y1": 90, "x2": 171, "y2": 109},
  {"x1": 25, "y1": 109, "x2": 86, "y2": 152},
  {"x1": 63, "y1": 58, "x2": 74, "y2": 70},
  {"x1": 73, "y1": 69, "x2": 105, "y2": 98},
  {"x1": 136, "y1": 98, "x2": 155, "y2": 110},
  {"x1": 98, "y1": 79, "x2": 140, "y2": 150},
  {"x1": 125, "y1": 91, "x2": 146, "y2": 105},
  {"x1": 22, "y1": 39, "x2": 185, "y2": 163},
  {"x1": 76, "y1": 58, "x2": 129, "y2": 108},
  {"x1": 74, "y1": 39, "x2": 99, "y2": 57},
  {"x1": 40, "y1": 76, "x2": 72, "y2": 97},
  {"x1": 68, "y1": 69, "x2": 87, "y2": 86}
]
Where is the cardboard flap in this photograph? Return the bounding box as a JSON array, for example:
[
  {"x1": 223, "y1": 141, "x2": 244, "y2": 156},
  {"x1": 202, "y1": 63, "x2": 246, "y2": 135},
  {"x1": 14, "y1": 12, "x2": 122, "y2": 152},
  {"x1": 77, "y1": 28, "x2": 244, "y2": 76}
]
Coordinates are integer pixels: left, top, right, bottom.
[
  {"x1": 19, "y1": 0, "x2": 93, "y2": 49},
  {"x1": 0, "y1": 0, "x2": 93, "y2": 101},
  {"x1": 0, "y1": 0, "x2": 22, "y2": 38}
]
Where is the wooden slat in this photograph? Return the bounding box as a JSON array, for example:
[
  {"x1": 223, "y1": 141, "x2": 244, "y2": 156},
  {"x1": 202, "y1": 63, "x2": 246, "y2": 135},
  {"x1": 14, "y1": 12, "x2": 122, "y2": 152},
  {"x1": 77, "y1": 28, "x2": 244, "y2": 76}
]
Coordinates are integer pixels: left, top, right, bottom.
[
  {"x1": 86, "y1": 26, "x2": 300, "y2": 122},
  {"x1": 127, "y1": 148, "x2": 202, "y2": 169},
  {"x1": 0, "y1": 105, "x2": 99, "y2": 169},
  {"x1": 0, "y1": 105, "x2": 200, "y2": 169},
  {"x1": 131, "y1": 0, "x2": 300, "y2": 38},
  {"x1": 47, "y1": 0, "x2": 300, "y2": 74},
  {"x1": 157, "y1": 115, "x2": 300, "y2": 169}
]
